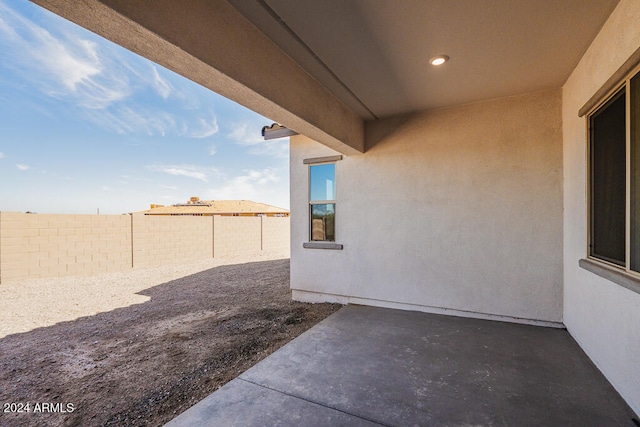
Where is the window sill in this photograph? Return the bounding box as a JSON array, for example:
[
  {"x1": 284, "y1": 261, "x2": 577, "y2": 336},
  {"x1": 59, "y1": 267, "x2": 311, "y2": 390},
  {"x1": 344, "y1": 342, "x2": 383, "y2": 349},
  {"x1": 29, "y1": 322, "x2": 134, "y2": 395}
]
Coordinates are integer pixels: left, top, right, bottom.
[
  {"x1": 303, "y1": 242, "x2": 343, "y2": 250},
  {"x1": 579, "y1": 258, "x2": 640, "y2": 295}
]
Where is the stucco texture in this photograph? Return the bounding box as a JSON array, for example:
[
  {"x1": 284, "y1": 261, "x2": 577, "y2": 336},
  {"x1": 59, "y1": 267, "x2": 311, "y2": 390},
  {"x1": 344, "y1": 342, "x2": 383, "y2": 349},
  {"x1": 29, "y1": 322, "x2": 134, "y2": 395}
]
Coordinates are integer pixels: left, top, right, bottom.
[
  {"x1": 291, "y1": 89, "x2": 563, "y2": 324},
  {"x1": 562, "y1": 0, "x2": 640, "y2": 415}
]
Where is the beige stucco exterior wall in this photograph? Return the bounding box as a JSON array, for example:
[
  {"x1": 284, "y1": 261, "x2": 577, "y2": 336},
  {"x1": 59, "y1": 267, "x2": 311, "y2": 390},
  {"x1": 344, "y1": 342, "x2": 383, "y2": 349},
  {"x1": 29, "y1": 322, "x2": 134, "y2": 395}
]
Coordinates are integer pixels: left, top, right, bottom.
[
  {"x1": 132, "y1": 214, "x2": 212, "y2": 268},
  {"x1": 291, "y1": 88, "x2": 563, "y2": 325},
  {"x1": 562, "y1": 0, "x2": 640, "y2": 414},
  {"x1": 0, "y1": 212, "x2": 132, "y2": 282}
]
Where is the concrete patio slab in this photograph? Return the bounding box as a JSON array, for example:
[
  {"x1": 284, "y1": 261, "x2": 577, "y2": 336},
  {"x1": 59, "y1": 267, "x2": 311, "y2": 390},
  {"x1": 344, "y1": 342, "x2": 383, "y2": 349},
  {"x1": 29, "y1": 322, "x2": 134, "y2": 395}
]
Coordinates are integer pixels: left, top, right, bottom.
[
  {"x1": 166, "y1": 305, "x2": 638, "y2": 426},
  {"x1": 164, "y1": 378, "x2": 379, "y2": 426}
]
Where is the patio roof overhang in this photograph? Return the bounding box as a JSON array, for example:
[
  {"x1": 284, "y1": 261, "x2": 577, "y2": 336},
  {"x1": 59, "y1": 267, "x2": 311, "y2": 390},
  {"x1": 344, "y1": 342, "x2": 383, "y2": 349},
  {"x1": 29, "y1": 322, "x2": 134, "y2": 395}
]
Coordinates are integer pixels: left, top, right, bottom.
[
  {"x1": 31, "y1": 0, "x2": 619, "y2": 154},
  {"x1": 31, "y1": 0, "x2": 365, "y2": 155}
]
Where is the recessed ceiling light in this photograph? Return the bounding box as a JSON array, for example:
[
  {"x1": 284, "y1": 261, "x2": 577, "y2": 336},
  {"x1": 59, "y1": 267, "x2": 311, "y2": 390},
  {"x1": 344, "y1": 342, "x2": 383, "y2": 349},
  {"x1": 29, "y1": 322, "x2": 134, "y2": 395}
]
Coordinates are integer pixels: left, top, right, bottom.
[{"x1": 430, "y1": 55, "x2": 449, "y2": 66}]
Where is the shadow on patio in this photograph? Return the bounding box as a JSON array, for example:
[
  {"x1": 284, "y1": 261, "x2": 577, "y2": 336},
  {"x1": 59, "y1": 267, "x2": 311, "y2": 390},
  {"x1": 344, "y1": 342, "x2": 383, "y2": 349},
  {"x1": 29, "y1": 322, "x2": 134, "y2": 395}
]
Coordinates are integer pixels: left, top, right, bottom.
[{"x1": 167, "y1": 305, "x2": 638, "y2": 426}]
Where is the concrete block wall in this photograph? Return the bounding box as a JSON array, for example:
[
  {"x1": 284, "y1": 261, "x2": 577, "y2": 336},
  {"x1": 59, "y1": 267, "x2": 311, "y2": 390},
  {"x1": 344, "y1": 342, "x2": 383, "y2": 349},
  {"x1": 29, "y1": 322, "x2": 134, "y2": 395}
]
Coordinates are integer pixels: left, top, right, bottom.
[
  {"x1": 214, "y1": 216, "x2": 261, "y2": 258},
  {"x1": 261, "y1": 217, "x2": 290, "y2": 255},
  {"x1": 0, "y1": 212, "x2": 290, "y2": 283},
  {"x1": 0, "y1": 212, "x2": 132, "y2": 283},
  {"x1": 132, "y1": 214, "x2": 213, "y2": 268}
]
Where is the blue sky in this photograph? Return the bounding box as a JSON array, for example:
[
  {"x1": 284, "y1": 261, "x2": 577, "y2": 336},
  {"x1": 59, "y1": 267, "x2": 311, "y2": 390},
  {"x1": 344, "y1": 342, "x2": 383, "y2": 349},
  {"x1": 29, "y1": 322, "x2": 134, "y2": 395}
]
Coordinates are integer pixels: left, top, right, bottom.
[{"x1": 0, "y1": 0, "x2": 289, "y2": 214}]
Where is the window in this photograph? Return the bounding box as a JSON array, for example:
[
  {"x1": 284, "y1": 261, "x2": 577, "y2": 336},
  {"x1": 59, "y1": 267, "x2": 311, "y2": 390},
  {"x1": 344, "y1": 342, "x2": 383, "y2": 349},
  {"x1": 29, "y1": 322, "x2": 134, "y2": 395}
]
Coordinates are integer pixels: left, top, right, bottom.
[
  {"x1": 309, "y1": 163, "x2": 336, "y2": 241},
  {"x1": 302, "y1": 155, "x2": 343, "y2": 250},
  {"x1": 589, "y1": 67, "x2": 640, "y2": 272}
]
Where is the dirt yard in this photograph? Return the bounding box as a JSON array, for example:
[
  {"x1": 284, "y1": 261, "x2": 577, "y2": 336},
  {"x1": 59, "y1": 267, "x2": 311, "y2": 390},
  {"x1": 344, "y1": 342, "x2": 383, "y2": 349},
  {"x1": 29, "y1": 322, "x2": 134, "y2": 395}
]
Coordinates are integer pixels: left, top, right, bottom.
[{"x1": 0, "y1": 259, "x2": 341, "y2": 426}]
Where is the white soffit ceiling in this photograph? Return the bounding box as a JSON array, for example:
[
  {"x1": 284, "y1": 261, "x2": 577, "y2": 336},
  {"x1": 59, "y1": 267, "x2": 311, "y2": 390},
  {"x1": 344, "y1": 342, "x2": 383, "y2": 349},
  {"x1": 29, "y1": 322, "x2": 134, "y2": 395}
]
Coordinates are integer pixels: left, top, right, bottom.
[{"x1": 228, "y1": 0, "x2": 620, "y2": 121}]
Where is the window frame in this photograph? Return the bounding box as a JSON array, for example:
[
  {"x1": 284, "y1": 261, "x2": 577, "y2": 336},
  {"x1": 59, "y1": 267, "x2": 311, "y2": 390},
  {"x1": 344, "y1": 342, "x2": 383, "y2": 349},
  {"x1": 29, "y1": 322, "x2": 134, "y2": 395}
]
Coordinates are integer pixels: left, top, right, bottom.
[
  {"x1": 308, "y1": 162, "x2": 336, "y2": 242},
  {"x1": 586, "y1": 64, "x2": 640, "y2": 278},
  {"x1": 587, "y1": 85, "x2": 627, "y2": 267},
  {"x1": 302, "y1": 155, "x2": 343, "y2": 250}
]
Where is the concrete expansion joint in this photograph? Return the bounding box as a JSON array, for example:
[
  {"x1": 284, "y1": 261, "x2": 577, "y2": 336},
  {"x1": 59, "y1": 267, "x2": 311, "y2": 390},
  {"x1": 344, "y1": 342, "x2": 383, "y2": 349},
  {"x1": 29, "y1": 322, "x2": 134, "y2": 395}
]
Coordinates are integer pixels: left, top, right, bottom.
[{"x1": 237, "y1": 378, "x2": 389, "y2": 426}]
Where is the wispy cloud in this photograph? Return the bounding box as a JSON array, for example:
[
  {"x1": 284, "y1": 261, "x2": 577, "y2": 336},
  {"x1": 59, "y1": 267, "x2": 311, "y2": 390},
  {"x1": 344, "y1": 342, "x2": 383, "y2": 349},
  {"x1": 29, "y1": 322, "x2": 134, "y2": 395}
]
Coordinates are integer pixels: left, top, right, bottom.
[
  {"x1": 228, "y1": 121, "x2": 289, "y2": 158},
  {"x1": 0, "y1": 2, "x2": 226, "y2": 139},
  {"x1": 152, "y1": 66, "x2": 171, "y2": 99},
  {"x1": 86, "y1": 107, "x2": 177, "y2": 136},
  {"x1": 16, "y1": 163, "x2": 29, "y2": 170},
  {"x1": 228, "y1": 122, "x2": 263, "y2": 146},
  {"x1": 204, "y1": 168, "x2": 283, "y2": 202},
  {"x1": 189, "y1": 116, "x2": 219, "y2": 139},
  {"x1": 251, "y1": 139, "x2": 289, "y2": 158},
  {"x1": 0, "y1": 2, "x2": 130, "y2": 109},
  {"x1": 147, "y1": 164, "x2": 219, "y2": 183},
  {"x1": 0, "y1": 152, "x2": 4, "y2": 159},
  {"x1": 208, "y1": 144, "x2": 217, "y2": 156}
]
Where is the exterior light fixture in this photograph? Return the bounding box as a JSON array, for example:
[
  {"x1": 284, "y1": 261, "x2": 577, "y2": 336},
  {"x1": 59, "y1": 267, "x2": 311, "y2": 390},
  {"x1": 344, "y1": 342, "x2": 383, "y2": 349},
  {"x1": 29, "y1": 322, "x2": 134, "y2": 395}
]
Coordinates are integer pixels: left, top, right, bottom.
[{"x1": 429, "y1": 55, "x2": 449, "y2": 66}]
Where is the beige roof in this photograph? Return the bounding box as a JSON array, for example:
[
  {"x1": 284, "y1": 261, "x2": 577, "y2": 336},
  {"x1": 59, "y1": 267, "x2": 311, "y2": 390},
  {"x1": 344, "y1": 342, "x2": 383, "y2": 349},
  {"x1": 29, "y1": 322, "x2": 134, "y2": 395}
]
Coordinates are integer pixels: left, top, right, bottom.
[{"x1": 139, "y1": 200, "x2": 289, "y2": 215}]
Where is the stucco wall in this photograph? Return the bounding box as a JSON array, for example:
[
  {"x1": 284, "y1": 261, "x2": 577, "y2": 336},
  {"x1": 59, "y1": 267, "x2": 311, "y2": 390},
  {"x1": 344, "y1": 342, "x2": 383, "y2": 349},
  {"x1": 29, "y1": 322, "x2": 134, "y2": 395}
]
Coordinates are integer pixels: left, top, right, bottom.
[
  {"x1": 291, "y1": 88, "x2": 563, "y2": 325},
  {"x1": 562, "y1": 0, "x2": 640, "y2": 415}
]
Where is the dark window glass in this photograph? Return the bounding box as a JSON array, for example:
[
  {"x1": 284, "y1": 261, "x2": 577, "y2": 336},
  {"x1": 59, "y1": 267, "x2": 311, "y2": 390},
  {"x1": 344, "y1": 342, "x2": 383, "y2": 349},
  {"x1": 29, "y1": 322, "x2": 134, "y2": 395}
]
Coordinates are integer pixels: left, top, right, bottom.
[
  {"x1": 590, "y1": 88, "x2": 626, "y2": 266},
  {"x1": 310, "y1": 204, "x2": 335, "y2": 241},
  {"x1": 631, "y1": 73, "x2": 640, "y2": 271}
]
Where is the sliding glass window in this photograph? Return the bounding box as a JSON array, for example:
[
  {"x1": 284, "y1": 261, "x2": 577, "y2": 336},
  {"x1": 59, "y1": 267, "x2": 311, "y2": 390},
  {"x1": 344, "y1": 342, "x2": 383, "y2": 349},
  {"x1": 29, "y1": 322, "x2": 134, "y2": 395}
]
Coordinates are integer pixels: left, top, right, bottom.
[{"x1": 589, "y1": 67, "x2": 640, "y2": 273}]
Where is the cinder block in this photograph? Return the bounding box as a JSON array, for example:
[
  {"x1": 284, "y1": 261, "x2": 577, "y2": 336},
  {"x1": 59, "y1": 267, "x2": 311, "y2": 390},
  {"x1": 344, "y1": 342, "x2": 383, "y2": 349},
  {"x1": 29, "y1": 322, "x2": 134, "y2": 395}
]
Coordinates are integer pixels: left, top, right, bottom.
[
  {"x1": 28, "y1": 252, "x2": 49, "y2": 262},
  {"x1": 1, "y1": 228, "x2": 34, "y2": 238},
  {"x1": 1, "y1": 236, "x2": 30, "y2": 247},
  {"x1": 49, "y1": 235, "x2": 69, "y2": 244},
  {"x1": 38, "y1": 258, "x2": 56, "y2": 268},
  {"x1": 74, "y1": 241, "x2": 93, "y2": 251},
  {"x1": 75, "y1": 255, "x2": 93, "y2": 264},
  {"x1": 83, "y1": 234, "x2": 99, "y2": 242},
  {"x1": 2, "y1": 261, "x2": 31, "y2": 272},
  {"x1": 37, "y1": 228, "x2": 57, "y2": 237},
  {"x1": 58, "y1": 227, "x2": 78, "y2": 236},
  {"x1": 27, "y1": 236, "x2": 48, "y2": 246},
  {"x1": 47, "y1": 265, "x2": 68, "y2": 275},
  {"x1": 38, "y1": 243, "x2": 60, "y2": 252},
  {"x1": 66, "y1": 264, "x2": 84, "y2": 274},
  {"x1": 66, "y1": 235, "x2": 83, "y2": 243},
  {"x1": 1, "y1": 252, "x2": 28, "y2": 264},
  {"x1": 1, "y1": 243, "x2": 32, "y2": 255},
  {"x1": 3, "y1": 268, "x2": 29, "y2": 280}
]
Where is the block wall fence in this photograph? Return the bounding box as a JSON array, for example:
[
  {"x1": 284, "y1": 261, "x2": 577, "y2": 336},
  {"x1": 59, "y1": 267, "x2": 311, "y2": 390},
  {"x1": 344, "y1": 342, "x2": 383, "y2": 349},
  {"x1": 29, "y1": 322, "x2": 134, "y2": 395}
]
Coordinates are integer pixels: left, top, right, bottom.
[{"x1": 0, "y1": 212, "x2": 290, "y2": 284}]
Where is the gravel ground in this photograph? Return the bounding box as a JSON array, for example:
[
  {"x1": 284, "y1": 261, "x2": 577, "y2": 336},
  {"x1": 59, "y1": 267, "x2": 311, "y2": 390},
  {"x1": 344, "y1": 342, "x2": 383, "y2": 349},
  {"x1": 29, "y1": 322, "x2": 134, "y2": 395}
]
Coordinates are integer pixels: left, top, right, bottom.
[{"x1": 0, "y1": 257, "x2": 341, "y2": 426}]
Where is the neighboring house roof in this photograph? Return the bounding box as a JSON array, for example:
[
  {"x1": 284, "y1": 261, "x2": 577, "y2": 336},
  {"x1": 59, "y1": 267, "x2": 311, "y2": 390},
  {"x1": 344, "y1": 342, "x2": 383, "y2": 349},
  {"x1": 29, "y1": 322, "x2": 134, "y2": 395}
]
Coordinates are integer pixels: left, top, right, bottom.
[{"x1": 139, "y1": 200, "x2": 289, "y2": 216}]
